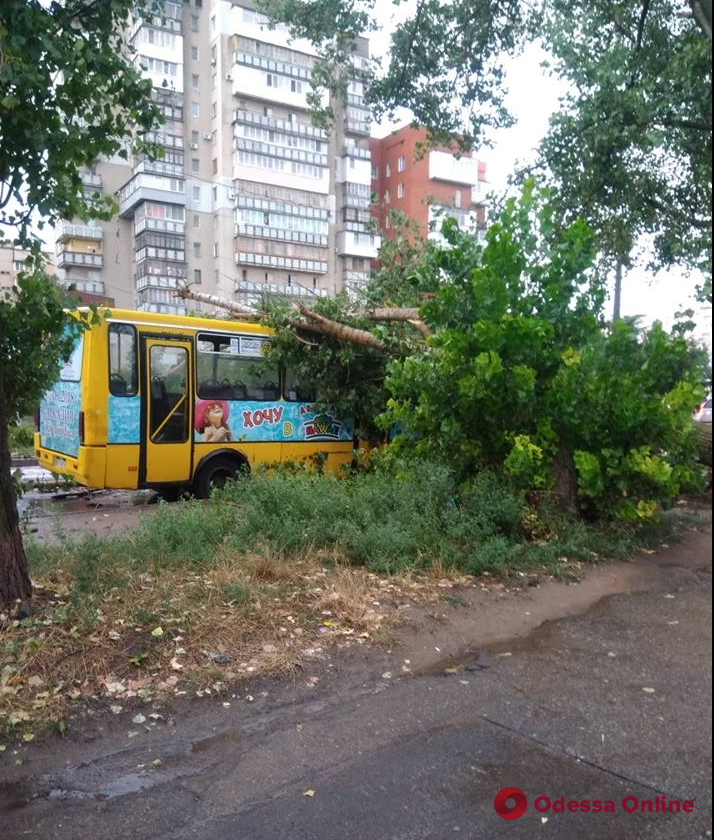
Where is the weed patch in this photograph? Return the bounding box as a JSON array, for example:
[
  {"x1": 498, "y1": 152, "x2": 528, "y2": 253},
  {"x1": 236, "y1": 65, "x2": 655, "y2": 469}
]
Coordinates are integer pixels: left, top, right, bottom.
[{"x1": 1, "y1": 463, "x2": 700, "y2": 743}]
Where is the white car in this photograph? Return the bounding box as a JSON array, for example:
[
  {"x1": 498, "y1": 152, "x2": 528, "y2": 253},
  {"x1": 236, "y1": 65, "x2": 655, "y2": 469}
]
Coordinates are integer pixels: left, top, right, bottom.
[{"x1": 693, "y1": 396, "x2": 712, "y2": 423}]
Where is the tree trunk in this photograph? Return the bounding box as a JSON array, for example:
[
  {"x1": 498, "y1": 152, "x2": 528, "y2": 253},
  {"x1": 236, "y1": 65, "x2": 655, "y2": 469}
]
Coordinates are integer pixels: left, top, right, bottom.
[
  {"x1": 548, "y1": 442, "x2": 578, "y2": 512},
  {"x1": 0, "y1": 399, "x2": 32, "y2": 604}
]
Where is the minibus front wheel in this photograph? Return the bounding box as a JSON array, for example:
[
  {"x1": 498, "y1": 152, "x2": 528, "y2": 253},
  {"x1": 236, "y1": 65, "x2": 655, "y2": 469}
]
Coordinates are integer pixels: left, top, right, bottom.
[{"x1": 194, "y1": 454, "x2": 248, "y2": 499}]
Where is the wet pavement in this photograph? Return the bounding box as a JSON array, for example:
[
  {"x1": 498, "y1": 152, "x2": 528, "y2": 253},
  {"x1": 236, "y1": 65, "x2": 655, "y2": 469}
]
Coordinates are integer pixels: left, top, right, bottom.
[
  {"x1": 17, "y1": 486, "x2": 158, "y2": 543},
  {"x1": 0, "y1": 505, "x2": 710, "y2": 839}
]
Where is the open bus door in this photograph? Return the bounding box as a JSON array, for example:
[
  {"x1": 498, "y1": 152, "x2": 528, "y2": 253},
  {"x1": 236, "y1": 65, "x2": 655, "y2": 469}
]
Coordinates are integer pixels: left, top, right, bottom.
[{"x1": 140, "y1": 336, "x2": 193, "y2": 487}]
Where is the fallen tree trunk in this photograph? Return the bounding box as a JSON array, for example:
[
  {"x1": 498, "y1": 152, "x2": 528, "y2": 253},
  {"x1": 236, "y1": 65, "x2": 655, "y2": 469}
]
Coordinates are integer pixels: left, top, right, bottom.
[
  {"x1": 175, "y1": 287, "x2": 429, "y2": 350},
  {"x1": 294, "y1": 304, "x2": 390, "y2": 352},
  {"x1": 175, "y1": 286, "x2": 263, "y2": 318}
]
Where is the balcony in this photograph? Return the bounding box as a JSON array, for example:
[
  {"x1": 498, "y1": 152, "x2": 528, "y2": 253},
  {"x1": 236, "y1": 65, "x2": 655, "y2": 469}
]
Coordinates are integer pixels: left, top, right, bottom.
[
  {"x1": 233, "y1": 109, "x2": 327, "y2": 140},
  {"x1": 56, "y1": 223, "x2": 103, "y2": 242},
  {"x1": 135, "y1": 275, "x2": 181, "y2": 292},
  {"x1": 133, "y1": 159, "x2": 184, "y2": 178},
  {"x1": 81, "y1": 170, "x2": 102, "y2": 188},
  {"x1": 343, "y1": 117, "x2": 370, "y2": 136},
  {"x1": 344, "y1": 270, "x2": 371, "y2": 286},
  {"x1": 56, "y1": 250, "x2": 103, "y2": 268},
  {"x1": 471, "y1": 181, "x2": 488, "y2": 205},
  {"x1": 337, "y1": 155, "x2": 371, "y2": 186},
  {"x1": 428, "y1": 151, "x2": 481, "y2": 187},
  {"x1": 118, "y1": 172, "x2": 186, "y2": 218},
  {"x1": 134, "y1": 216, "x2": 185, "y2": 236},
  {"x1": 235, "y1": 280, "x2": 327, "y2": 299},
  {"x1": 235, "y1": 252, "x2": 328, "y2": 274},
  {"x1": 137, "y1": 301, "x2": 187, "y2": 315},
  {"x1": 336, "y1": 231, "x2": 379, "y2": 259},
  {"x1": 234, "y1": 223, "x2": 328, "y2": 247},
  {"x1": 343, "y1": 144, "x2": 371, "y2": 160}
]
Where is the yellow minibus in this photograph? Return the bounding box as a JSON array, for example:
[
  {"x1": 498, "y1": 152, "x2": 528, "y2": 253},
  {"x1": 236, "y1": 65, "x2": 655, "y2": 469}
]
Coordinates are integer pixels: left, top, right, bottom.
[{"x1": 34, "y1": 309, "x2": 353, "y2": 497}]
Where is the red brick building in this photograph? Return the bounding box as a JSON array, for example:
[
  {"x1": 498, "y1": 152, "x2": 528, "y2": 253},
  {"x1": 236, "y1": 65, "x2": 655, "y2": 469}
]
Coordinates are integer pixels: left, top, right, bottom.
[{"x1": 370, "y1": 125, "x2": 488, "y2": 242}]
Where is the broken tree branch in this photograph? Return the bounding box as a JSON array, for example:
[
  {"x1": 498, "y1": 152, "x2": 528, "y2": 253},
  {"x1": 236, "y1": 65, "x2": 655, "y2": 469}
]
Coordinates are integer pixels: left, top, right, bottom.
[
  {"x1": 295, "y1": 304, "x2": 390, "y2": 352},
  {"x1": 176, "y1": 286, "x2": 263, "y2": 318}
]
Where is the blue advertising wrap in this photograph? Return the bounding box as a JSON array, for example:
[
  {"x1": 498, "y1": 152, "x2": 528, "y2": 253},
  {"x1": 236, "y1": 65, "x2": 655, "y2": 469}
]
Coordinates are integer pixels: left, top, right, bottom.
[
  {"x1": 108, "y1": 395, "x2": 141, "y2": 444},
  {"x1": 193, "y1": 400, "x2": 353, "y2": 444},
  {"x1": 40, "y1": 381, "x2": 82, "y2": 456}
]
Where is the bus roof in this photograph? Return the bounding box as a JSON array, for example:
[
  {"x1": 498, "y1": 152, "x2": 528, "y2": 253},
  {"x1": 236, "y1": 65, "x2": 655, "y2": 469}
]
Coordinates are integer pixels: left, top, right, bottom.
[{"x1": 72, "y1": 307, "x2": 272, "y2": 336}]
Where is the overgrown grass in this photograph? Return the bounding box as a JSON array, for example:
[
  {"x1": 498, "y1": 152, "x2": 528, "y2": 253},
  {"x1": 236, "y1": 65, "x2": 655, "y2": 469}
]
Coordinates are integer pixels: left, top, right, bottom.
[{"x1": 3, "y1": 461, "x2": 700, "y2": 742}]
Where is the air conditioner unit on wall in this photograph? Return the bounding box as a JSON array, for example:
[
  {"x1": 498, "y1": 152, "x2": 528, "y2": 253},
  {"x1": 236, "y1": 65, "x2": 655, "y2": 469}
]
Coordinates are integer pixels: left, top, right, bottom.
[
  {"x1": 225, "y1": 73, "x2": 233, "y2": 82},
  {"x1": 190, "y1": 142, "x2": 198, "y2": 149},
  {"x1": 228, "y1": 192, "x2": 236, "y2": 200},
  {"x1": 203, "y1": 133, "x2": 212, "y2": 141}
]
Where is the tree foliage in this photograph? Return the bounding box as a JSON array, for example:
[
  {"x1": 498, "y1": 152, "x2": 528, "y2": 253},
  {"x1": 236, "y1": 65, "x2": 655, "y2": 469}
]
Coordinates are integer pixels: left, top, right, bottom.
[
  {"x1": 265, "y1": 183, "x2": 708, "y2": 520},
  {"x1": 0, "y1": 0, "x2": 163, "y2": 603},
  {"x1": 257, "y1": 0, "x2": 712, "y2": 278},
  {"x1": 535, "y1": 0, "x2": 712, "y2": 276}
]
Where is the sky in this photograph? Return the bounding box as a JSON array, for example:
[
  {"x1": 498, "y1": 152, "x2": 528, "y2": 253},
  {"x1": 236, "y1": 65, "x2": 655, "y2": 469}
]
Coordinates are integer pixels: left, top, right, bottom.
[{"x1": 369, "y1": 13, "x2": 712, "y2": 355}]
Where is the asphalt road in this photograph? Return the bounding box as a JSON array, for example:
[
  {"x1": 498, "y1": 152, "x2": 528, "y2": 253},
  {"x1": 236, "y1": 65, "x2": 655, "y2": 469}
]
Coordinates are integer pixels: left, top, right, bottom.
[{"x1": 1, "y1": 508, "x2": 711, "y2": 840}]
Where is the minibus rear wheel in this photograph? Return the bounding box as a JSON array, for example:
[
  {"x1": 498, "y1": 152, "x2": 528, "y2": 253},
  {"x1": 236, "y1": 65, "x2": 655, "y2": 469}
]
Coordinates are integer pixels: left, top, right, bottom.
[{"x1": 194, "y1": 456, "x2": 244, "y2": 499}]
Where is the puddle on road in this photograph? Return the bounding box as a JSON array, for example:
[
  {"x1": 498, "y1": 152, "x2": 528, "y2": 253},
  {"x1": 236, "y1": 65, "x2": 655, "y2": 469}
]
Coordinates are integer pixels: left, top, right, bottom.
[{"x1": 19, "y1": 489, "x2": 158, "y2": 543}]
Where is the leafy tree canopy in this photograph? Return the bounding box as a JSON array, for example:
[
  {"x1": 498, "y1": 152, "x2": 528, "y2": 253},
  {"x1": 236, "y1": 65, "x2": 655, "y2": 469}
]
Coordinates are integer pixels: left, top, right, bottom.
[
  {"x1": 0, "y1": 0, "x2": 163, "y2": 602},
  {"x1": 262, "y1": 183, "x2": 709, "y2": 520},
  {"x1": 257, "y1": 0, "x2": 712, "y2": 278}
]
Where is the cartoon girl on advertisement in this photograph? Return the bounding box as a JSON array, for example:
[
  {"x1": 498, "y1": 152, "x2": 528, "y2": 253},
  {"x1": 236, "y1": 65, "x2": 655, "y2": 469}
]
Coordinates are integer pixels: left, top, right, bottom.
[{"x1": 194, "y1": 399, "x2": 232, "y2": 443}]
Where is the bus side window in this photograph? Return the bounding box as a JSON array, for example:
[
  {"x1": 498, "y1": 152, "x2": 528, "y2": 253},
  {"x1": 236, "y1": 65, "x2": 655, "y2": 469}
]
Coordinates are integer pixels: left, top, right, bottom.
[
  {"x1": 284, "y1": 366, "x2": 316, "y2": 402},
  {"x1": 109, "y1": 324, "x2": 138, "y2": 396},
  {"x1": 196, "y1": 333, "x2": 278, "y2": 401}
]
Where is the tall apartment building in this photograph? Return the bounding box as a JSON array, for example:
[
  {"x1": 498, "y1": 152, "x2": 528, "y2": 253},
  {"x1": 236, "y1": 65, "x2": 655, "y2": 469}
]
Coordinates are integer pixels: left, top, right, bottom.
[
  {"x1": 370, "y1": 125, "x2": 488, "y2": 244},
  {"x1": 56, "y1": 0, "x2": 378, "y2": 314},
  {"x1": 1, "y1": 241, "x2": 59, "y2": 296}
]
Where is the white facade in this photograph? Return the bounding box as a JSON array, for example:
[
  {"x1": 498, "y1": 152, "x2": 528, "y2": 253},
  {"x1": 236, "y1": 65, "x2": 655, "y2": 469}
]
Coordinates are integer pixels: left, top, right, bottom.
[{"x1": 56, "y1": 0, "x2": 374, "y2": 312}]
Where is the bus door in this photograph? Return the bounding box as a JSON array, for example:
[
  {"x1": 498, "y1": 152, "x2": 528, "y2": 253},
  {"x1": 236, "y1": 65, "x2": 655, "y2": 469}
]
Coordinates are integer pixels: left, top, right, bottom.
[{"x1": 140, "y1": 336, "x2": 193, "y2": 485}]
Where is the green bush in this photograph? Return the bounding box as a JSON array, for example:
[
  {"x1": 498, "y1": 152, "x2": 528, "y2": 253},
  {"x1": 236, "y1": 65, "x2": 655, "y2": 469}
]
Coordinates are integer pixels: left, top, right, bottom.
[{"x1": 8, "y1": 419, "x2": 35, "y2": 453}]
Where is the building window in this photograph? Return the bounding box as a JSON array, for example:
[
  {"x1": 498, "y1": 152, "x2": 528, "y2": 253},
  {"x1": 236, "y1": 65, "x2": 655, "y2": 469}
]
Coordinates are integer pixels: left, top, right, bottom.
[
  {"x1": 190, "y1": 15, "x2": 199, "y2": 31},
  {"x1": 397, "y1": 155, "x2": 405, "y2": 172},
  {"x1": 384, "y1": 190, "x2": 390, "y2": 204},
  {"x1": 211, "y1": 102, "x2": 217, "y2": 118},
  {"x1": 371, "y1": 165, "x2": 378, "y2": 179},
  {"x1": 192, "y1": 186, "x2": 201, "y2": 201},
  {"x1": 454, "y1": 190, "x2": 462, "y2": 209},
  {"x1": 191, "y1": 130, "x2": 200, "y2": 145},
  {"x1": 192, "y1": 74, "x2": 199, "y2": 90},
  {"x1": 191, "y1": 46, "x2": 199, "y2": 61},
  {"x1": 397, "y1": 182, "x2": 405, "y2": 199},
  {"x1": 290, "y1": 79, "x2": 302, "y2": 93},
  {"x1": 212, "y1": 158, "x2": 218, "y2": 174},
  {"x1": 191, "y1": 102, "x2": 200, "y2": 118},
  {"x1": 193, "y1": 214, "x2": 200, "y2": 228},
  {"x1": 266, "y1": 74, "x2": 274, "y2": 87},
  {"x1": 193, "y1": 269, "x2": 202, "y2": 284},
  {"x1": 193, "y1": 242, "x2": 201, "y2": 257},
  {"x1": 264, "y1": 106, "x2": 273, "y2": 117},
  {"x1": 385, "y1": 163, "x2": 391, "y2": 178},
  {"x1": 191, "y1": 158, "x2": 200, "y2": 173},
  {"x1": 213, "y1": 243, "x2": 219, "y2": 257}
]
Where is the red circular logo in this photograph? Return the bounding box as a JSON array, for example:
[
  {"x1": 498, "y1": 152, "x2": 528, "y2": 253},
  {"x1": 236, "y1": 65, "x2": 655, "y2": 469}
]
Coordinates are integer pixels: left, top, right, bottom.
[{"x1": 494, "y1": 787, "x2": 528, "y2": 820}]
